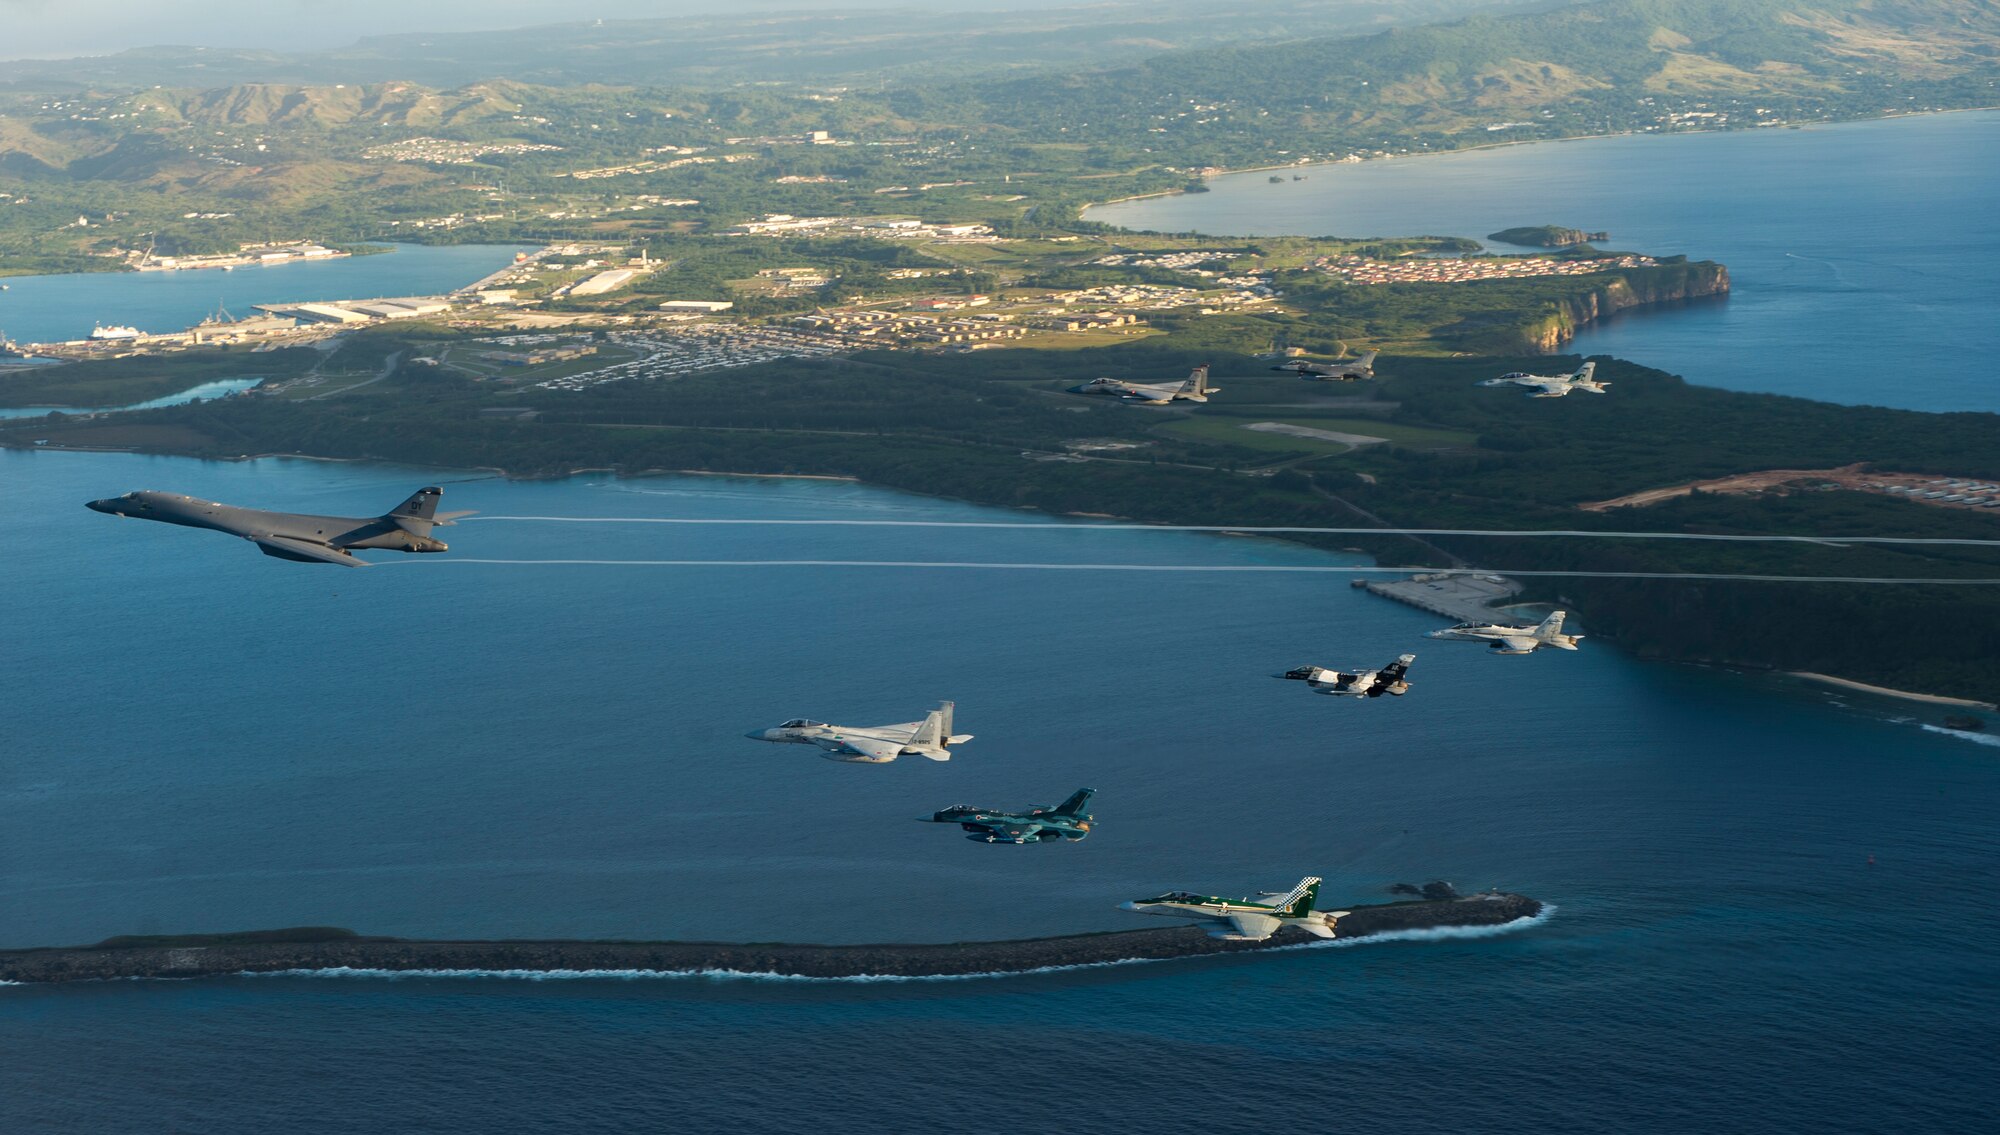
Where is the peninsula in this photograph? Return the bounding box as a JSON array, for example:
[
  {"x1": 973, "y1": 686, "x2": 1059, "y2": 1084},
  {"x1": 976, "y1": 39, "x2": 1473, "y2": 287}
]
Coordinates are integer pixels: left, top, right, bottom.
[
  {"x1": 1488, "y1": 226, "x2": 1611, "y2": 248},
  {"x1": 0, "y1": 893, "x2": 1542, "y2": 983}
]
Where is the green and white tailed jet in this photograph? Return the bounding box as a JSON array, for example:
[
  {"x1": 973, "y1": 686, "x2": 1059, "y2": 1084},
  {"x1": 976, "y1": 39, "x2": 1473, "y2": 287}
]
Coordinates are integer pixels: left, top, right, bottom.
[{"x1": 1120, "y1": 876, "x2": 1348, "y2": 941}]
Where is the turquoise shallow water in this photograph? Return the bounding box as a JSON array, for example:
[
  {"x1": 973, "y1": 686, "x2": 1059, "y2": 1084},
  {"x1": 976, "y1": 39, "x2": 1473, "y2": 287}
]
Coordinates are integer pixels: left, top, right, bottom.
[
  {"x1": 1091, "y1": 111, "x2": 2000, "y2": 413},
  {"x1": 2, "y1": 448, "x2": 1997, "y2": 1131}
]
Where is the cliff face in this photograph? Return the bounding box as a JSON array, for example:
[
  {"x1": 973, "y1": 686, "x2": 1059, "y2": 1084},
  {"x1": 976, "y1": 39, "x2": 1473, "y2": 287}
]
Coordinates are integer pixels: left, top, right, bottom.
[{"x1": 1520, "y1": 261, "x2": 1731, "y2": 354}]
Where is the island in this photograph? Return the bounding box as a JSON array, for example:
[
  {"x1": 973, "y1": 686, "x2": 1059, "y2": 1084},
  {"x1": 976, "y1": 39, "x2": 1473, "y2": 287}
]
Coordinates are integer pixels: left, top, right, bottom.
[
  {"x1": 1488, "y1": 226, "x2": 1612, "y2": 248},
  {"x1": 0, "y1": 893, "x2": 1542, "y2": 983}
]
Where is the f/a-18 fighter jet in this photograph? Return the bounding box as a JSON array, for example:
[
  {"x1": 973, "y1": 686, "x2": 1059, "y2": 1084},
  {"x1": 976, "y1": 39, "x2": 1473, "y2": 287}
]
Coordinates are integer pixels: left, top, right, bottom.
[
  {"x1": 745, "y1": 701, "x2": 971, "y2": 763},
  {"x1": 1277, "y1": 653, "x2": 1414, "y2": 697},
  {"x1": 1120, "y1": 876, "x2": 1348, "y2": 941},
  {"x1": 1478, "y1": 360, "x2": 1608, "y2": 398},
  {"x1": 1069, "y1": 364, "x2": 1216, "y2": 405},
  {"x1": 84, "y1": 486, "x2": 471, "y2": 566},
  {"x1": 923, "y1": 789, "x2": 1095, "y2": 844},
  {"x1": 1428, "y1": 610, "x2": 1582, "y2": 654},
  {"x1": 1274, "y1": 351, "x2": 1377, "y2": 381}
]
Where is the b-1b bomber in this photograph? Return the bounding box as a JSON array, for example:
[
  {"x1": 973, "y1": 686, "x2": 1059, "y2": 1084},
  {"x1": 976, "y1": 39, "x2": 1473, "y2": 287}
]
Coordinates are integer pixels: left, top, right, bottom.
[
  {"x1": 746, "y1": 701, "x2": 971, "y2": 763},
  {"x1": 923, "y1": 789, "x2": 1095, "y2": 844},
  {"x1": 85, "y1": 486, "x2": 471, "y2": 566},
  {"x1": 1277, "y1": 653, "x2": 1414, "y2": 698}
]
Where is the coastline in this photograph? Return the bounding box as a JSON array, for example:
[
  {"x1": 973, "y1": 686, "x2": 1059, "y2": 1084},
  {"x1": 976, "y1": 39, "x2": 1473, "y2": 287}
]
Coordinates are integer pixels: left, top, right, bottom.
[
  {"x1": 1790, "y1": 672, "x2": 1996, "y2": 710},
  {"x1": 0, "y1": 894, "x2": 1543, "y2": 984},
  {"x1": 1083, "y1": 106, "x2": 2000, "y2": 222}
]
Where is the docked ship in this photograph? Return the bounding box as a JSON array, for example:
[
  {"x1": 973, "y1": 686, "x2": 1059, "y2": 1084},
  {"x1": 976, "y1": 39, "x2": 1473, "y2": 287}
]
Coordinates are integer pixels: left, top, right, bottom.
[{"x1": 89, "y1": 324, "x2": 142, "y2": 341}]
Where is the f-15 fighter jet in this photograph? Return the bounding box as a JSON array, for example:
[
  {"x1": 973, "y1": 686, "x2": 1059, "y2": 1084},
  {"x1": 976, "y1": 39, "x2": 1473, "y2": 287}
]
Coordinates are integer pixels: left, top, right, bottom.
[
  {"x1": 923, "y1": 789, "x2": 1095, "y2": 844},
  {"x1": 85, "y1": 486, "x2": 470, "y2": 566},
  {"x1": 1120, "y1": 876, "x2": 1348, "y2": 941},
  {"x1": 1069, "y1": 364, "x2": 1216, "y2": 404},
  {"x1": 1273, "y1": 351, "x2": 1377, "y2": 381},
  {"x1": 1277, "y1": 653, "x2": 1414, "y2": 697},
  {"x1": 1478, "y1": 360, "x2": 1608, "y2": 398},
  {"x1": 746, "y1": 701, "x2": 971, "y2": 763},
  {"x1": 1428, "y1": 610, "x2": 1582, "y2": 654}
]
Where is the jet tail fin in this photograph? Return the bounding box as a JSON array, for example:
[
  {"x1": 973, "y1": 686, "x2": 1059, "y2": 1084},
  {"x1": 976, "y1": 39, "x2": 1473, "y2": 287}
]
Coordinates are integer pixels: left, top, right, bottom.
[
  {"x1": 1574, "y1": 361, "x2": 1596, "y2": 382},
  {"x1": 387, "y1": 487, "x2": 444, "y2": 534},
  {"x1": 1054, "y1": 788, "x2": 1095, "y2": 817},
  {"x1": 1274, "y1": 876, "x2": 1321, "y2": 918},
  {"x1": 1535, "y1": 611, "x2": 1568, "y2": 639},
  {"x1": 909, "y1": 701, "x2": 955, "y2": 750},
  {"x1": 1355, "y1": 351, "x2": 1377, "y2": 368}
]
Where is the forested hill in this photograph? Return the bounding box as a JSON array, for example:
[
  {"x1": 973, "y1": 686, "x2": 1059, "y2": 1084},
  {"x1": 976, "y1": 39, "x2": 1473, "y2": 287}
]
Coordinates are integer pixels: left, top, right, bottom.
[{"x1": 908, "y1": 0, "x2": 2000, "y2": 162}]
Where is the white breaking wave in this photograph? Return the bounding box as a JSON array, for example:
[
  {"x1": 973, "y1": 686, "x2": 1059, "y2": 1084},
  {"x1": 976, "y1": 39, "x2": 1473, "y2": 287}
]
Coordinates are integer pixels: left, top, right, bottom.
[
  {"x1": 387, "y1": 560, "x2": 2000, "y2": 585},
  {"x1": 1921, "y1": 724, "x2": 2000, "y2": 748},
  {"x1": 236, "y1": 908, "x2": 1555, "y2": 985}
]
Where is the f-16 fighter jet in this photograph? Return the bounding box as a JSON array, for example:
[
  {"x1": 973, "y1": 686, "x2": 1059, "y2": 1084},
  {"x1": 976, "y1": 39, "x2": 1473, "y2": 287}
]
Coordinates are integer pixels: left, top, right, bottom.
[
  {"x1": 1273, "y1": 351, "x2": 1377, "y2": 381},
  {"x1": 1428, "y1": 610, "x2": 1582, "y2": 654},
  {"x1": 1069, "y1": 364, "x2": 1216, "y2": 404},
  {"x1": 746, "y1": 701, "x2": 971, "y2": 763},
  {"x1": 1277, "y1": 653, "x2": 1414, "y2": 697},
  {"x1": 84, "y1": 486, "x2": 470, "y2": 566},
  {"x1": 1120, "y1": 876, "x2": 1348, "y2": 941},
  {"x1": 1478, "y1": 360, "x2": 1608, "y2": 398},
  {"x1": 923, "y1": 789, "x2": 1095, "y2": 844}
]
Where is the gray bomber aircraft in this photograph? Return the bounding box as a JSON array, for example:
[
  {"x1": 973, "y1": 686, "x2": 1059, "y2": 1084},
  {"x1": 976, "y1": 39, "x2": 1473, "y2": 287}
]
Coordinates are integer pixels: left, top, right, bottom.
[
  {"x1": 85, "y1": 486, "x2": 471, "y2": 566},
  {"x1": 923, "y1": 789, "x2": 1096, "y2": 844}
]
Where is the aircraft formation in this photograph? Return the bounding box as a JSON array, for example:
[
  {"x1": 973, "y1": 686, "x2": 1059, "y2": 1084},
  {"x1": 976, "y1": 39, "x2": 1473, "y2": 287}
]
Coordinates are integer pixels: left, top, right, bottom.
[{"x1": 81, "y1": 476, "x2": 1585, "y2": 940}]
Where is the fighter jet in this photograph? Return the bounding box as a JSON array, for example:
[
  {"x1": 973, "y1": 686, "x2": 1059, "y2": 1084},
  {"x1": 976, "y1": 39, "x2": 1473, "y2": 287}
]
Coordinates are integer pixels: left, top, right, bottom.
[
  {"x1": 1277, "y1": 653, "x2": 1414, "y2": 697},
  {"x1": 1478, "y1": 360, "x2": 1608, "y2": 398},
  {"x1": 1120, "y1": 876, "x2": 1348, "y2": 941},
  {"x1": 923, "y1": 788, "x2": 1095, "y2": 844},
  {"x1": 1069, "y1": 365, "x2": 1216, "y2": 404},
  {"x1": 1428, "y1": 611, "x2": 1582, "y2": 654},
  {"x1": 84, "y1": 486, "x2": 470, "y2": 566},
  {"x1": 745, "y1": 701, "x2": 971, "y2": 763},
  {"x1": 1274, "y1": 351, "x2": 1377, "y2": 381}
]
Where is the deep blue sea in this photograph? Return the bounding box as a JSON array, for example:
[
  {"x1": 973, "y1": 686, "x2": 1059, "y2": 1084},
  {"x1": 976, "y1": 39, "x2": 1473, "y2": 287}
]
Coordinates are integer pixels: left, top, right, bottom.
[
  {"x1": 1090, "y1": 111, "x2": 2000, "y2": 413},
  {"x1": 3, "y1": 449, "x2": 1997, "y2": 1132},
  {"x1": 0, "y1": 242, "x2": 529, "y2": 344}
]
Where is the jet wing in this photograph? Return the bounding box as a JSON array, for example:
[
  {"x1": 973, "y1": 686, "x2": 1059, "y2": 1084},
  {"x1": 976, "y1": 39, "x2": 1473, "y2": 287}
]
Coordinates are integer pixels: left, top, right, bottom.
[
  {"x1": 1496, "y1": 635, "x2": 1539, "y2": 653},
  {"x1": 1209, "y1": 913, "x2": 1282, "y2": 941},
  {"x1": 815, "y1": 734, "x2": 904, "y2": 762},
  {"x1": 253, "y1": 535, "x2": 367, "y2": 567}
]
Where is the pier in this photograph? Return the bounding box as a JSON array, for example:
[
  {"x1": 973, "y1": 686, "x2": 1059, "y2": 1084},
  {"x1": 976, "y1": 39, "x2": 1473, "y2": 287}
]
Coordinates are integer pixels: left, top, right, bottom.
[{"x1": 1361, "y1": 572, "x2": 1522, "y2": 624}]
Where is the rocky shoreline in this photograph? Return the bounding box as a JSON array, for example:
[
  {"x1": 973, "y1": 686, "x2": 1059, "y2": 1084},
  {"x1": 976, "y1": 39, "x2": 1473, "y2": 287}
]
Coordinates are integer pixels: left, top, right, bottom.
[{"x1": 0, "y1": 894, "x2": 1541, "y2": 984}]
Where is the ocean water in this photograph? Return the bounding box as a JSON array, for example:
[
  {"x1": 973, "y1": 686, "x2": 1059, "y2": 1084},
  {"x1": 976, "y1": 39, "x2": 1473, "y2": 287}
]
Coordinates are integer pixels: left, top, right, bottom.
[
  {"x1": 0, "y1": 242, "x2": 530, "y2": 344},
  {"x1": 1090, "y1": 111, "x2": 2000, "y2": 413},
  {"x1": 2, "y1": 449, "x2": 1997, "y2": 1131}
]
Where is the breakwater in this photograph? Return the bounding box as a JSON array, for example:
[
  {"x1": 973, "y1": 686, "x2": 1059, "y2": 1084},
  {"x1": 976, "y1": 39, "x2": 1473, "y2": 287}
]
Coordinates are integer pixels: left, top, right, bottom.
[{"x1": 0, "y1": 894, "x2": 1541, "y2": 984}]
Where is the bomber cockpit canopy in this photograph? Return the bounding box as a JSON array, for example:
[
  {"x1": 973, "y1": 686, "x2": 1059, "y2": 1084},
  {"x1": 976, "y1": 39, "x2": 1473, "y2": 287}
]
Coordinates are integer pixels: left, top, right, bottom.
[{"x1": 780, "y1": 719, "x2": 825, "y2": 728}]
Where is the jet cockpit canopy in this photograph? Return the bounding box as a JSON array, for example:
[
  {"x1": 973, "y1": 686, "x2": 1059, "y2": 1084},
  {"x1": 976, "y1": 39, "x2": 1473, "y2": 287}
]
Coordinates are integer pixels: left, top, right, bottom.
[{"x1": 779, "y1": 719, "x2": 825, "y2": 729}]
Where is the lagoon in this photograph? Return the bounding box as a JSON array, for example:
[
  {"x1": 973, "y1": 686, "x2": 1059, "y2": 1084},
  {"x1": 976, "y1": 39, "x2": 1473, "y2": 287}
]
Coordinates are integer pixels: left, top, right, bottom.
[
  {"x1": 0, "y1": 242, "x2": 530, "y2": 345},
  {"x1": 1090, "y1": 112, "x2": 2000, "y2": 413}
]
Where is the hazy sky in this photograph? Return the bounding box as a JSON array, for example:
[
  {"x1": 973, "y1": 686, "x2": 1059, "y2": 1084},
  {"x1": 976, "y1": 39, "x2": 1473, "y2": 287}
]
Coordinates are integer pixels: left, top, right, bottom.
[{"x1": 0, "y1": 0, "x2": 1074, "y2": 60}]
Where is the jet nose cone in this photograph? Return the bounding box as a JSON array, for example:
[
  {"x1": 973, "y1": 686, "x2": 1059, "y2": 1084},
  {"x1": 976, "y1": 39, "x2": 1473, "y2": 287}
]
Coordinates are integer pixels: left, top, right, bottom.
[
  {"x1": 745, "y1": 730, "x2": 776, "y2": 742},
  {"x1": 85, "y1": 498, "x2": 115, "y2": 514}
]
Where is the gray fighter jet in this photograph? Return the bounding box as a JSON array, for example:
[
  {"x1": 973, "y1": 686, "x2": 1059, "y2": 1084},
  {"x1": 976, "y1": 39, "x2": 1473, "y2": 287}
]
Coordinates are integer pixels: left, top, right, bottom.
[
  {"x1": 1274, "y1": 351, "x2": 1377, "y2": 381},
  {"x1": 85, "y1": 486, "x2": 471, "y2": 566}
]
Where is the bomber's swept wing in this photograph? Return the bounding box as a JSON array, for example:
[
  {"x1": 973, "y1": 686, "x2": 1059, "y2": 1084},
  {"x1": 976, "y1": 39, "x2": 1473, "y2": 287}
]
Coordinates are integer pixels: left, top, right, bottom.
[
  {"x1": 816, "y1": 734, "x2": 903, "y2": 762},
  {"x1": 1214, "y1": 912, "x2": 1282, "y2": 940},
  {"x1": 254, "y1": 536, "x2": 366, "y2": 567}
]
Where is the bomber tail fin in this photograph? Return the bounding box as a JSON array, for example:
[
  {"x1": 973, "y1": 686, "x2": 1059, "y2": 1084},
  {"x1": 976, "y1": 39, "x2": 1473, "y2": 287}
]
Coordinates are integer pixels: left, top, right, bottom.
[
  {"x1": 1273, "y1": 876, "x2": 1322, "y2": 918},
  {"x1": 1054, "y1": 788, "x2": 1095, "y2": 817},
  {"x1": 387, "y1": 487, "x2": 444, "y2": 534}
]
